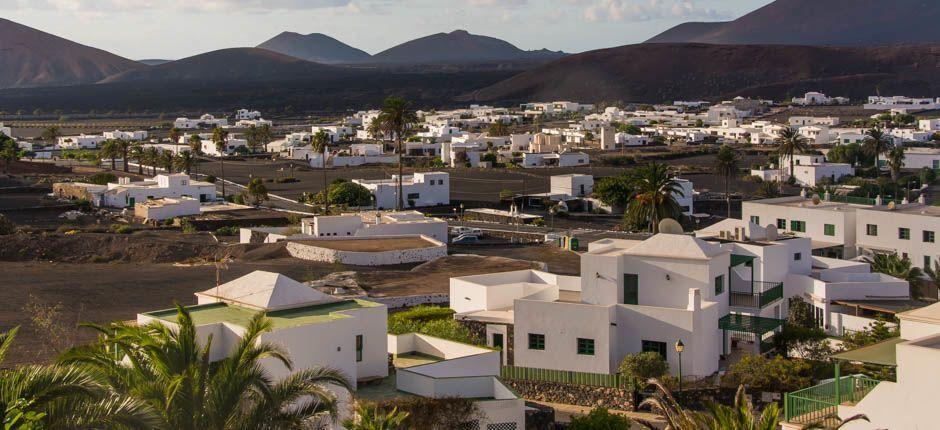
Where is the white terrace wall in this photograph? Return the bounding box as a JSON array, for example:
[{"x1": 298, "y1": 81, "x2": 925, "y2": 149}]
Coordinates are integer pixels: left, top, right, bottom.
[{"x1": 285, "y1": 235, "x2": 447, "y2": 266}]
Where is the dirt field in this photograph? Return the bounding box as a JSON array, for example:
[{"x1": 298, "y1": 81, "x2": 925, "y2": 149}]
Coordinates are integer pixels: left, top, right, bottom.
[
  {"x1": 357, "y1": 254, "x2": 540, "y2": 297},
  {"x1": 0, "y1": 230, "x2": 226, "y2": 263},
  {"x1": 292, "y1": 237, "x2": 436, "y2": 251}
]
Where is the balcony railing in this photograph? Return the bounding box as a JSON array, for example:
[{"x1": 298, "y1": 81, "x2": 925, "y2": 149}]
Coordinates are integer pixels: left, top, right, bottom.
[
  {"x1": 729, "y1": 281, "x2": 783, "y2": 309},
  {"x1": 500, "y1": 365, "x2": 631, "y2": 389},
  {"x1": 784, "y1": 375, "x2": 880, "y2": 424}
]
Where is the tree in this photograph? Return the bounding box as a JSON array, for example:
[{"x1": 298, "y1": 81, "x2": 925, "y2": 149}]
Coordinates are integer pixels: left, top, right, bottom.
[
  {"x1": 776, "y1": 128, "x2": 808, "y2": 182},
  {"x1": 245, "y1": 178, "x2": 269, "y2": 206},
  {"x1": 864, "y1": 128, "x2": 890, "y2": 172},
  {"x1": 715, "y1": 144, "x2": 740, "y2": 218},
  {"x1": 635, "y1": 379, "x2": 698, "y2": 430},
  {"x1": 842, "y1": 320, "x2": 899, "y2": 350},
  {"x1": 696, "y1": 385, "x2": 779, "y2": 430},
  {"x1": 625, "y1": 162, "x2": 684, "y2": 233},
  {"x1": 787, "y1": 297, "x2": 816, "y2": 328},
  {"x1": 326, "y1": 181, "x2": 372, "y2": 207},
  {"x1": 755, "y1": 181, "x2": 782, "y2": 198},
  {"x1": 568, "y1": 408, "x2": 632, "y2": 430},
  {"x1": 723, "y1": 354, "x2": 811, "y2": 393},
  {"x1": 885, "y1": 145, "x2": 905, "y2": 182},
  {"x1": 41, "y1": 126, "x2": 61, "y2": 145},
  {"x1": 174, "y1": 151, "x2": 195, "y2": 175},
  {"x1": 619, "y1": 351, "x2": 668, "y2": 404},
  {"x1": 311, "y1": 131, "x2": 331, "y2": 211},
  {"x1": 0, "y1": 213, "x2": 15, "y2": 235},
  {"x1": 487, "y1": 121, "x2": 508, "y2": 137},
  {"x1": 211, "y1": 128, "x2": 229, "y2": 198},
  {"x1": 99, "y1": 140, "x2": 120, "y2": 170},
  {"x1": 256, "y1": 124, "x2": 272, "y2": 152},
  {"x1": 116, "y1": 139, "x2": 131, "y2": 172},
  {"x1": 168, "y1": 127, "x2": 181, "y2": 154},
  {"x1": 865, "y1": 253, "x2": 923, "y2": 298},
  {"x1": 0, "y1": 327, "x2": 154, "y2": 429},
  {"x1": 188, "y1": 134, "x2": 203, "y2": 155},
  {"x1": 594, "y1": 175, "x2": 633, "y2": 210},
  {"x1": 60, "y1": 305, "x2": 352, "y2": 430},
  {"x1": 342, "y1": 404, "x2": 409, "y2": 430},
  {"x1": 129, "y1": 142, "x2": 145, "y2": 175},
  {"x1": 160, "y1": 150, "x2": 174, "y2": 174},
  {"x1": 0, "y1": 133, "x2": 16, "y2": 173},
  {"x1": 144, "y1": 147, "x2": 159, "y2": 176},
  {"x1": 827, "y1": 142, "x2": 873, "y2": 167},
  {"x1": 617, "y1": 124, "x2": 642, "y2": 135},
  {"x1": 376, "y1": 97, "x2": 418, "y2": 211}
]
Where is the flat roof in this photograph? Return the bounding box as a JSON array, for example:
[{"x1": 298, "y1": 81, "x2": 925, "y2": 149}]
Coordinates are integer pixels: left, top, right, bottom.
[
  {"x1": 831, "y1": 299, "x2": 929, "y2": 315},
  {"x1": 289, "y1": 236, "x2": 438, "y2": 252},
  {"x1": 144, "y1": 299, "x2": 379, "y2": 329},
  {"x1": 860, "y1": 203, "x2": 940, "y2": 218},
  {"x1": 745, "y1": 196, "x2": 864, "y2": 211},
  {"x1": 832, "y1": 337, "x2": 903, "y2": 366}
]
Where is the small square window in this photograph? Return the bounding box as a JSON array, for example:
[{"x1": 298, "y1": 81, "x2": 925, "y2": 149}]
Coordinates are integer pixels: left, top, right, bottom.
[
  {"x1": 528, "y1": 333, "x2": 545, "y2": 350},
  {"x1": 714, "y1": 275, "x2": 724, "y2": 295},
  {"x1": 790, "y1": 220, "x2": 806, "y2": 233},
  {"x1": 900, "y1": 228, "x2": 911, "y2": 240},
  {"x1": 777, "y1": 219, "x2": 786, "y2": 229},
  {"x1": 577, "y1": 338, "x2": 595, "y2": 356},
  {"x1": 642, "y1": 340, "x2": 667, "y2": 361},
  {"x1": 866, "y1": 224, "x2": 878, "y2": 236},
  {"x1": 924, "y1": 231, "x2": 935, "y2": 243},
  {"x1": 824, "y1": 224, "x2": 835, "y2": 236},
  {"x1": 794, "y1": 252, "x2": 802, "y2": 261},
  {"x1": 750, "y1": 216, "x2": 760, "y2": 225}
]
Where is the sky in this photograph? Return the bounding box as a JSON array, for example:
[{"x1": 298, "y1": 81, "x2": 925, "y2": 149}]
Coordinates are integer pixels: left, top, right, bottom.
[{"x1": 1, "y1": 0, "x2": 773, "y2": 60}]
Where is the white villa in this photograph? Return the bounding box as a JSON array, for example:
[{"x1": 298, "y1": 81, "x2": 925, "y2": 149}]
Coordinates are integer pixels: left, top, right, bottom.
[
  {"x1": 55, "y1": 173, "x2": 216, "y2": 208},
  {"x1": 521, "y1": 152, "x2": 589, "y2": 168},
  {"x1": 751, "y1": 154, "x2": 853, "y2": 187},
  {"x1": 353, "y1": 172, "x2": 450, "y2": 210},
  {"x1": 300, "y1": 211, "x2": 448, "y2": 243},
  {"x1": 174, "y1": 114, "x2": 228, "y2": 129}
]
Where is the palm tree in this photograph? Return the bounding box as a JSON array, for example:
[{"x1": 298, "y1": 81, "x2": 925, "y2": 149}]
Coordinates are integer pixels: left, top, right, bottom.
[
  {"x1": 342, "y1": 403, "x2": 409, "y2": 430},
  {"x1": 99, "y1": 140, "x2": 120, "y2": 170},
  {"x1": 866, "y1": 253, "x2": 923, "y2": 298},
  {"x1": 168, "y1": 127, "x2": 181, "y2": 154},
  {"x1": 776, "y1": 128, "x2": 808, "y2": 182},
  {"x1": 161, "y1": 151, "x2": 174, "y2": 174},
  {"x1": 174, "y1": 151, "x2": 195, "y2": 175},
  {"x1": 244, "y1": 125, "x2": 259, "y2": 153},
  {"x1": 376, "y1": 97, "x2": 418, "y2": 211},
  {"x1": 696, "y1": 385, "x2": 779, "y2": 430},
  {"x1": 864, "y1": 128, "x2": 890, "y2": 171},
  {"x1": 212, "y1": 128, "x2": 229, "y2": 199},
  {"x1": 129, "y1": 142, "x2": 144, "y2": 175},
  {"x1": 117, "y1": 139, "x2": 131, "y2": 173},
  {"x1": 626, "y1": 162, "x2": 684, "y2": 233},
  {"x1": 715, "y1": 144, "x2": 740, "y2": 218},
  {"x1": 61, "y1": 305, "x2": 352, "y2": 430},
  {"x1": 634, "y1": 379, "x2": 698, "y2": 430},
  {"x1": 0, "y1": 327, "x2": 155, "y2": 429},
  {"x1": 886, "y1": 145, "x2": 905, "y2": 182},
  {"x1": 188, "y1": 134, "x2": 203, "y2": 155},
  {"x1": 41, "y1": 126, "x2": 61, "y2": 146},
  {"x1": 144, "y1": 147, "x2": 160, "y2": 176},
  {"x1": 311, "y1": 131, "x2": 331, "y2": 212},
  {"x1": 256, "y1": 124, "x2": 273, "y2": 152}
]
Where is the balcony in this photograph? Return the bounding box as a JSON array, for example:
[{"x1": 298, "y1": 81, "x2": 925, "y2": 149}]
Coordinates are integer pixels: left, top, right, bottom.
[
  {"x1": 730, "y1": 280, "x2": 783, "y2": 309},
  {"x1": 784, "y1": 375, "x2": 880, "y2": 425}
]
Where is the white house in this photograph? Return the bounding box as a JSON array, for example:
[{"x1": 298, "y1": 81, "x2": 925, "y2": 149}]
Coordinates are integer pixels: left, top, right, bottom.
[
  {"x1": 674, "y1": 178, "x2": 695, "y2": 215},
  {"x1": 0, "y1": 123, "x2": 10, "y2": 138},
  {"x1": 300, "y1": 211, "x2": 448, "y2": 243},
  {"x1": 918, "y1": 119, "x2": 940, "y2": 132},
  {"x1": 234, "y1": 118, "x2": 273, "y2": 128},
  {"x1": 235, "y1": 109, "x2": 261, "y2": 120},
  {"x1": 791, "y1": 92, "x2": 848, "y2": 106},
  {"x1": 864, "y1": 96, "x2": 940, "y2": 113},
  {"x1": 58, "y1": 173, "x2": 216, "y2": 208},
  {"x1": 174, "y1": 114, "x2": 228, "y2": 129},
  {"x1": 521, "y1": 152, "x2": 589, "y2": 168},
  {"x1": 550, "y1": 174, "x2": 594, "y2": 200},
  {"x1": 790, "y1": 116, "x2": 840, "y2": 127},
  {"x1": 201, "y1": 137, "x2": 247, "y2": 157},
  {"x1": 134, "y1": 196, "x2": 201, "y2": 221},
  {"x1": 312, "y1": 125, "x2": 355, "y2": 143},
  {"x1": 56, "y1": 134, "x2": 107, "y2": 149},
  {"x1": 742, "y1": 196, "x2": 862, "y2": 259},
  {"x1": 138, "y1": 271, "x2": 388, "y2": 427},
  {"x1": 855, "y1": 202, "x2": 940, "y2": 272},
  {"x1": 777, "y1": 154, "x2": 854, "y2": 186},
  {"x1": 103, "y1": 130, "x2": 149, "y2": 141},
  {"x1": 353, "y1": 172, "x2": 450, "y2": 210},
  {"x1": 901, "y1": 147, "x2": 940, "y2": 169}
]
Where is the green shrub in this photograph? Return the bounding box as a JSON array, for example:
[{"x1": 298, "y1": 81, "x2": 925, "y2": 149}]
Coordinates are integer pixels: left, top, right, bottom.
[
  {"x1": 568, "y1": 408, "x2": 632, "y2": 430},
  {"x1": 388, "y1": 306, "x2": 482, "y2": 345},
  {"x1": 619, "y1": 351, "x2": 668, "y2": 387},
  {"x1": 723, "y1": 354, "x2": 811, "y2": 393},
  {"x1": 0, "y1": 214, "x2": 15, "y2": 235},
  {"x1": 87, "y1": 172, "x2": 117, "y2": 185},
  {"x1": 110, "y1": 224, "x2": 133, "y2": 234},
  {"x1": 205, "y1": 175, "x2": 216, "y2": 183},
  {"x1": 214, "y1": 226, "x2": 239, "y2": 236}
]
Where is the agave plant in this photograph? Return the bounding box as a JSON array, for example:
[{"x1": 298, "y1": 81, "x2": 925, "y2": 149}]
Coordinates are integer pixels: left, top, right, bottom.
[
  {"x1": 696, "y1": 385, "x2": 779, "y2": 430},
  {"x1": 342, "y1": 403, "x2": 409, "y2": 430}
]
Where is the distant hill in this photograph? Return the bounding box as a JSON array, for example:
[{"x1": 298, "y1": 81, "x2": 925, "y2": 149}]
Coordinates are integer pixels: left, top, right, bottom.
[
  {"x1": 100, "y1": 48, "x2": 349, "y2": 83},
  {"x1": 371, "y1": 30, "x2": 565, "y2": 64},
  {"x1": 256, "y1": 32, "x2": 371, "y2": 64},
  {"x1": 463, "y1": 43, "x2": 940, "y2": 104},
  {"x1": 137, "y1": 59, "x2": 172, "y2": 66},
  {"x1": 647, "y1": 0, "x2": 940, "y2": 46},
  {"x1": 0, "y1": 18, "x2": 142, "y2": 89}
]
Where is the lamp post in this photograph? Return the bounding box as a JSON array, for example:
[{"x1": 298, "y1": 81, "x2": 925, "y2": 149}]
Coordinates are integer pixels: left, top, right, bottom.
[{"x1": 675, "y1": 339, "x2": 684, "y2": 392}]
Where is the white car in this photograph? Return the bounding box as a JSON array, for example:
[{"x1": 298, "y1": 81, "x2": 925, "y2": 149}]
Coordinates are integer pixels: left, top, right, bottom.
[{"x1": 450, "y1": 227, "x2": 483, "y2": 238}]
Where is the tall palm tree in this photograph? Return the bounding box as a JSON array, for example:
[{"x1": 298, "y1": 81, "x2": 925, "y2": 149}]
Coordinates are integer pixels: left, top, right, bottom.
[
  {"x1": 311, "y1": 131, "x2": 331, "y2": 213},
  {"x1": 776, "y1": 128, "x2": 808, "y2": 182},
  {"x1": 714, "y1": 144, "x2": 740, "y2": 218},
  {"x1": 0, "y1": 327, "x2": 155, "y2": 429},
  {"x1": 161, "y1": 151, "x2": 174, "y2": 174},
  {"x1": 256, "y1": 124, "x2": 273, "y2": 152},
  {"x1": 129, "y1": 143, "x2": 144, "y2": 175},
  {"x1": 212, "y1": 128, "x2": 229, "y2": 199},
  {"x1": 175, "y1": 151, "x2": 195, "y2": 175},
  {"x1": 886, "y1": 145, "x2": 905, "y2": 182},
  {"x1": 168, "y1": 127, "x2": 181, "y2": 154},
  {"x1": 100, "y1": 140, "x2": 120, "y2": 170},
  {"x1": 376, "y1": 97, "x2": 418, "y2": 211},
  {"x1": 61, "y1": 306, "x2": 351, "y2": 430},
  {"x1": 41, "y1": 126, "x2": 61, "y2": 146},
  {"x1": 117, "y1": 139, "x2": 131, "y2": 173},
  {"x1": 188, "y1": 135, "x2": 203, "y2": 155},
  {"x1": 144, "y1": 147, "x2": 160, "y2": 176},
  {"x1": 244, "y1": 125, "x2": 259, "y2": 153},
  {"x1": 864, "y1": 128, "x2": 890, "y2": 172},
  {"x1": 626, "y1": 162, "x2": 684, "y2": 233}
]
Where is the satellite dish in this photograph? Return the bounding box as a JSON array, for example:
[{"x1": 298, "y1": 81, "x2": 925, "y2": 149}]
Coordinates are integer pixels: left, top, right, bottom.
[
  {"x1": 812, "y1": 195, "x2": 821, "y2": 205},
  {"x1": 658, "y1": 218, "x2": 683, "y2": 235},
  {"x1": 765, "y1": 225, "x2": 778, "y2": 241},
  {"x1": 887, "y1": 201, "x2": 896, "y2": 210}
]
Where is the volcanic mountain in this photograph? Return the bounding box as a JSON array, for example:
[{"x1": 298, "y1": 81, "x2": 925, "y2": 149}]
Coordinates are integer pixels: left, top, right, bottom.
[
  {"x1": 256, "y1": 32, "x2": 371, "y2": 64},
  {"x1": 0, "y1": 18, "x2": 142, "y2": 89},
  {"x1": 99, "y1": 48, "x2": 350, "y2": 83},
  {"x1": 463, "y1": 43, "x2": 940, "y2": 104},
  {"x1": 647, "y1": 0, "x2": 940, "y2": 46},
  {"x1": 371, "y1": 30, "x2": 565, "y2": 64}
]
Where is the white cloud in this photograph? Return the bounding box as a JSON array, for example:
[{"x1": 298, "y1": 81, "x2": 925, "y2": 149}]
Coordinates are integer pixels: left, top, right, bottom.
[
  {"x1": 582, "y1": 0, "x2": 728, "y2": 23},
  {"x1": 465, "y1": 0, "x2": 527, "y2": 6},
  {"x1": 0, "y1": 0, "x2": 351, "y2": 12}
]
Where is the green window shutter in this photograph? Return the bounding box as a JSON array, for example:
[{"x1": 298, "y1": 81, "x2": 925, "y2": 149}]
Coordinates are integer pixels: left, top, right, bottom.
[
  {"x1": 750, "y1": 216, "x2": 760, "y2": 225},
  {"x1": 867, "y1": 224, "x2": 878, "y2": 236},
  {"x1": 642, "y1": 340, "x2": 668, "y2": 361},
  {"x1": 355, "y1": 335, "x2": 363, "y2": 362},
  {"x1": 714, "y1": 275, "x2": 724, "y2": 295},
  {"x1": 623, "y1": 274, "x2": 639, "y2": 305},
  {"x1": 777, "y1": 218, "x2": 786, "y2": 229},
  {"x1": 824, "y1": 224, "x2": 835, "y2": 236},
  {"x1": 924, "y1": 230, "x2": 935, "y2": 243},
  {"x1": 577, "y1": 338, "x2": 595, "y2": 356},
  {"x1": 900, "y1": 228, "x2": 910, "y2": 240},
  {"x1": 528, "y1": 333, "x2": 545, "y2": 350}
]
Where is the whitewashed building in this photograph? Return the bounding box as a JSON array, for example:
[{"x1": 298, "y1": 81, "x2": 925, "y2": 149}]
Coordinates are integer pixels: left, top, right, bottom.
[
  {"x1": 776, "y1": 154, "x2": 854, "y2": 186},
  {"x1": 102, "y1": 130, "x2": 148, "y2": 141},
  {"x1": 57, "y1": 134, "x2": 107, "y2": 149},
  {"x1": 174, "y1": 114, "x2": 228, "y2": 129},
  {"x1": 235, "y1": 109, "x2": 262, "y2": 120},
  {"x1": 58, "y1": 173, "x2": 216, "y2": 208},
  {"x1": 521, "y1": 152, "x2": 589, "y2": 168},
  {"x1": 300, "y1": 211, "x2": 448, "y2": 243},
  {"x1": 353, "y1": 172, "x2": 450, "y2": 210}
]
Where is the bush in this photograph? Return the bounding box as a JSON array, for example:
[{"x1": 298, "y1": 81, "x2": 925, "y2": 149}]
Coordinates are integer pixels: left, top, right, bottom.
[
  {"x1": 723, "y1": 354, "x2": 811, "y2": 393},
  {"x1": 205, "y1": 175, "x2": 217, "y2": 183},
  {"x1": 0, "y1": 214, "x2": 15, "y2": 235},
  {"x1": 388, "y1": 306, "x2": 482, "y2": 345},
  {"x1": 214, "y1": 226, "x2": 239, "y2": 236},
  {"x1": 568, "y1": 408, "x2": 632, "y2": 430},
  {"x1": 531, "y1": 218, "x2": 545, "y2": 227},
  {"x1": 619, "y1": 351, "x2": 668, "y2": 386},
  {"x1": 110, "y1": 224, "x2": 133, "y2": 234},
  {"x1": 87, "y1": 172, "x2": 117, "y2": 185}
]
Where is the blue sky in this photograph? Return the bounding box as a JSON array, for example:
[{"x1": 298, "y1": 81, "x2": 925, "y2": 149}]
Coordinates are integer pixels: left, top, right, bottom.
[{"x1": 1, "y1": 0, "x2": 772, "y2": 60}]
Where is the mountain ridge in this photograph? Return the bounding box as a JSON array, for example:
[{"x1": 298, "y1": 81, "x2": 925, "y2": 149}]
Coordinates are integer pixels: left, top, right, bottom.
[{"x1": 256, "y1": 31, "x2": 371, "y2": 64}]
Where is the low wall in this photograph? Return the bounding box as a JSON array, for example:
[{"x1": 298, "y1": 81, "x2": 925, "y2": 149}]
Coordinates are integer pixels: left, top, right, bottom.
[
  {"x1": 367, "y1": 294, "x2": 449, "y2": 309},
  {"x1": 501, "y1": 379, "x2": 633, "y2": 411},
  {"x1": 286, "y1": 236, "x2": 447, "y2": 266}
]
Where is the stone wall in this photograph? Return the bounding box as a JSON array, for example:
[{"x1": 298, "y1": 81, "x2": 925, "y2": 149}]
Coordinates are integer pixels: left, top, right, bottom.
[
  {"x1": 367, "y1": 294, "x2": 449, "y2": 309},
  {"x1": 501, "y1": 379, "x2": 634, "y2": 411},
  {"x1": 460, "y1": 320, "x2": 516, "y2": 365},
  {"x1": 286, "y1": 237, "x2": 447, "y2": 266}
]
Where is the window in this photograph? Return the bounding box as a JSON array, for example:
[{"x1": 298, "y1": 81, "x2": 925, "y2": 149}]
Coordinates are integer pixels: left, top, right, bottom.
[
  {"x1": 925, "y1": 256, "x2": 932, "y2": 270},
  {"x1": 407, "y1": 193, "x2": 420, "y2": 200},
  {"x1": 924, "y1": 231, "x2": 935, "y2": 243},
  {"x1": 623, "y1": 274, "x2": 639, "y2": 305},
  {"x1": 814, "y1": 306, "x2": 824, "y2": 328},
  {"x1": 528, "y1": 333, "x2": 545, "y2": 350},
  {"x1": 824, "y1": 224, "x2": 836, "y2": 236},
  {"x1": 642, "y1": 340, "x2": 667, "y2": 360},
  {"x1": 750, "y1": 216, "x2": 760, "y2": 225},
  {"x1": 899, "y1": 228, "x2": 911, "y2": 240},
  {"x1": 355, "y1": 335, "x2": 363, "y2": 362},
  {"x1": 577, "y1": 338, "x2": 595, "y2": 356},
  {"x1": 790, "y1": 220, "x2": 806, "y2": 233},
  {"x1": 794, "y1": 252, "x2": 802, "y2": 261},
  {"x1": 714, "y1": 275, "x2": 724, "y2": 295},
  {"x1": 777, "y1": 219, "x2": 786, "y2": 229},
  {"x1": 866, "y1": 224, "x2": 878, "y2": 236}
]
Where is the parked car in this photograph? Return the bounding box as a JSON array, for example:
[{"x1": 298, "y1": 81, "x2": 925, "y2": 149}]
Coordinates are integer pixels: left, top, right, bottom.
[
  {"x1": 450, "y1": 227, "x2": 483, "y2": 238},
  {"x1": 451, "y1": 234, "x2": 480, "y2": 244}
]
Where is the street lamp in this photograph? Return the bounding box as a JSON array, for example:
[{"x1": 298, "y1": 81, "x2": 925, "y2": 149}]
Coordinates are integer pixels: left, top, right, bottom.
[{"x1": 675, "y1": 339, "x2": 685, "y2": 392}]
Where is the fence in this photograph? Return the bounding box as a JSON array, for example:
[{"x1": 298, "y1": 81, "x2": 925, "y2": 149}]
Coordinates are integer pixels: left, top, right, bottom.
[
  {"x1": 729, "y1": 281, "x2": 783, "y2": 309},
  {"x1": 784, "y1": 375, "x2": 880, "y2": 424},
  {"x1": 500, "y1": 365, "x2": 631, "y2": 389}
]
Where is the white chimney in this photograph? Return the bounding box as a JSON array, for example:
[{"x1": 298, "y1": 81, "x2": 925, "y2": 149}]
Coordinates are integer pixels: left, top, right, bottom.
[
  {"x1": 687, "y1": 288, "x2": 701, "y2": 312},
  {"x1": 118, "y1": 177, "x2": 130, "y2": 185}
]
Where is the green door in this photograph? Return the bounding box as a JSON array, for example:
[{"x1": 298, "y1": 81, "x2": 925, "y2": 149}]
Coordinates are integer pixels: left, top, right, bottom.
[
  {"x1": 492, "y1": 333, "x2": 504, "y2": 350},
  {"x1": 624, "y1": 274, "x2": 639, "y2": 305},
  {"x1": 128, "y1": 197, "x2": 135, "y2": 207}
]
